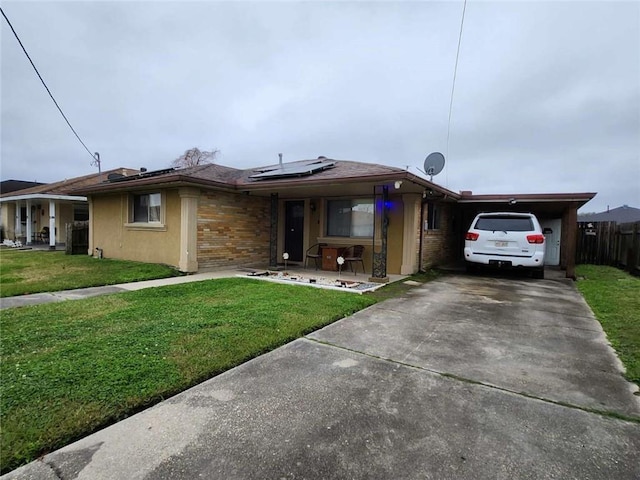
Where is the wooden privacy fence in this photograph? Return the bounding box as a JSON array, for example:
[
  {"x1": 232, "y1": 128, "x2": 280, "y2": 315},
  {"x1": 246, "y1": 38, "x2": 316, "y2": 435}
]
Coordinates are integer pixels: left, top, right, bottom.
[
  {"x1": 65, "y1": 221, "x2": 89, "y2": 255},
  {"x1": 576, "y1": 221, "x2": 640, "y2": 273}
]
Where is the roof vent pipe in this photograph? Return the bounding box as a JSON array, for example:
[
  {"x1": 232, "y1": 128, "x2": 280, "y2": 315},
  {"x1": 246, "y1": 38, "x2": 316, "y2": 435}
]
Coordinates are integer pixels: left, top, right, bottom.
[{"x1": 278, "y1": 153, "x2": 283, "y2": 166}]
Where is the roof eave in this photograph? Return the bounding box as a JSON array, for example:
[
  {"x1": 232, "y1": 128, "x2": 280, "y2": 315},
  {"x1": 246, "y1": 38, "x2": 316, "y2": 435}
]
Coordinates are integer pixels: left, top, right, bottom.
[
  {"x1": 241, "y1": 171, "x2": 460, "y2": 198},
  {"x1": 0, "y1": 193, "x2": 87, "y2": 203},
  {"x1": 72, "y1": 174, "x2": 238, "y2": 195},
  {"x1": 458, "y1": 193, "x2": 597, "y2": 203}
]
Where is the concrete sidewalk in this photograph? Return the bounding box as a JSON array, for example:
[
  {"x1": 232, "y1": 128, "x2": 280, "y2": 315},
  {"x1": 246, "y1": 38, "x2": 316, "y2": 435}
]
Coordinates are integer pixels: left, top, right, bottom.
[
  {"x1": 0, "y1": 270, "x2": 238, "y2": 309},
  {"x1": 4, "y1": 272, "x2": 639, "y2": 479}
]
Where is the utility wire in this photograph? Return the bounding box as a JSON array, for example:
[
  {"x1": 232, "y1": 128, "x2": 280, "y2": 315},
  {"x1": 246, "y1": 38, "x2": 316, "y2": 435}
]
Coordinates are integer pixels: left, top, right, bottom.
[
  {"x1": 1, "y1": 6, "x2": 96, "y2": 162},
  {"x1": 445, "y1": 0, "x2": 467, "y2": 188}
]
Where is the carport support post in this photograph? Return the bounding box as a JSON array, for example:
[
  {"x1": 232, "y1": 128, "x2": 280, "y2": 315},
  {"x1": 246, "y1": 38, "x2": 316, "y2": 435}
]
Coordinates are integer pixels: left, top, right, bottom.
[
  {"x1": 48, "y1": 200, "x2": 56, "y2": 250},
  {"x1": 562, "y1": 206, "x2": 578, "y2": 279}
]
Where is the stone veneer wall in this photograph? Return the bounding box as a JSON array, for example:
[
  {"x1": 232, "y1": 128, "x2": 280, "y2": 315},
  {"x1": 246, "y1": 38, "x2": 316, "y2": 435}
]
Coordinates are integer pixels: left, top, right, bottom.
[
  {"x1": 421, "y1": 202, "x2": 458, "y2": 269},
  {"x1": 197, "y1": 191, "x2": 271, "y2": 269}
]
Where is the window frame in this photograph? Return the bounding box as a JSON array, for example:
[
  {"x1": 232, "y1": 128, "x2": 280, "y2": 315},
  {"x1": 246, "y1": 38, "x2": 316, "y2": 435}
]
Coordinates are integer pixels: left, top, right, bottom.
[
  {"x1": 325, "y1": 197, "x2": 374, "y2": 239},
  {"x1": 425, "y1": 202, "x2": 440, "y2": 230},
  {"x1": 125, "y1": 192, "x2": 166, "y2": 230}
]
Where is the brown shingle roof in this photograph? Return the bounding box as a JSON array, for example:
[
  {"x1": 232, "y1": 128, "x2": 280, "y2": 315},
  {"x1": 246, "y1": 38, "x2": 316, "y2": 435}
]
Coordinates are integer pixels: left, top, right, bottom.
[
  {"x1": 0, "y1": 168, "x2": 139, "y2": 198},
  {"x1": 239, "y1": 159, "x2": 404, "y2": 186},
  {"x1": 72, "y1": 159, "x2": 451, "y2": 196}
]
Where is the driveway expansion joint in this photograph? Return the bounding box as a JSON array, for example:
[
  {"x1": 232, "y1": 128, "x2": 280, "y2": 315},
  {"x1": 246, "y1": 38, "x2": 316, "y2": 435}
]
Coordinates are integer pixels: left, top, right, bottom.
[{"x1": 304, "y1": 337, "x2": 640, "y2": 424}]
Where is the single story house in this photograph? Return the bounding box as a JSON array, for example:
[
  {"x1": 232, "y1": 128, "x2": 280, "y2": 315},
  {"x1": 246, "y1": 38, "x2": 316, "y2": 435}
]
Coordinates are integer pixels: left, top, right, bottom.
[
  {"x1": 73, "y1": 157, "x2": 595, "y2": 279},
  {"x1": 578, "y1": 205, "x2": 640, "y2": 224},
  {"x1": 0, "y1": 180, "x2": 46, "y2": 194},
  {"x1": 0, "y1": 168, "x2": 139, "y2": 248}
]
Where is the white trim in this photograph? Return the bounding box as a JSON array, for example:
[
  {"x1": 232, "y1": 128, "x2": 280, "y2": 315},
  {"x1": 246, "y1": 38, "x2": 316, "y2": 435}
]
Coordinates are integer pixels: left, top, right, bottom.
[
  {"x1": 457, "y1": 197, "x2": 592, "y2": 204},
  {"x1": 316, "y1": 237, "x2": 381, "y2": 247},
  {"x1": 124, "y1": 223, "x2": 167, "y2": 231},
  {"x1": 0, "y1": 194, "x2": 87, "y2": 203}
]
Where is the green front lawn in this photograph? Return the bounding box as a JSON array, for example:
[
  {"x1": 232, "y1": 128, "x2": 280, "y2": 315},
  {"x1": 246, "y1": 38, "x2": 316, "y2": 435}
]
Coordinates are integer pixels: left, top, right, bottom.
[
  {"x1": 575, "y1": 265, "x2": 640, "y2": 386},
  {"x1": 0, "y1": 278, "x2": 376, "y2": 473},
  {"x1": 0, "y1": 248, "x2": 179, "y2": 297}
]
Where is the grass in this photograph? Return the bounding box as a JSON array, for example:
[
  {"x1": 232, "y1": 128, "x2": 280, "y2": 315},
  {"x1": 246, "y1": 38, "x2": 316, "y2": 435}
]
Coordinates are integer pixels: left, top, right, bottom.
[
  {"x1": 0, "y1": 278, "x2": 376, "y2": 473},
  {"x1": 0, "y1": 248, "x2": 180, "y2": 297},
  {"x1": 575, "y1": 265, "x2": 640, "y2": 386}
]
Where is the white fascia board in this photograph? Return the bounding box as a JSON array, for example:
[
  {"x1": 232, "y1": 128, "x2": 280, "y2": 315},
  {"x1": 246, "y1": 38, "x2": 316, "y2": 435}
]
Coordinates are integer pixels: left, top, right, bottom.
[
  {"x1": 457, "y1": 197, "x2": 591, "y2": 203},
  {"x1": 0, "y1": 193, "x2": 88, "y2": 203}
]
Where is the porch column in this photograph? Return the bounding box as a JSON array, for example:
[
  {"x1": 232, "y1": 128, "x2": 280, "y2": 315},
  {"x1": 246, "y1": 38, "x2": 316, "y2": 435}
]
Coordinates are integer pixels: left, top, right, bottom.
[
  {"x1": 14, "y1": 201, "x2": 21, "y2": 239},
  {"x1": 49, "y1": 200, "x2": 56, "y2": 249},
  {"x1": 178, "y1": 188, "x2": 199, "y2": 273},
  {"x1": 87, "y1": 196, "x2": 94, "y2": 255},
  {"x1": 401, "y1": 194, "x2": 421, "y2": 274},
  {"x1": 26, "y1": 200, "x2": 33, "y2": 244},
  {"x1": 370, "y1": 185, "x2": 390, "y2": 282}
]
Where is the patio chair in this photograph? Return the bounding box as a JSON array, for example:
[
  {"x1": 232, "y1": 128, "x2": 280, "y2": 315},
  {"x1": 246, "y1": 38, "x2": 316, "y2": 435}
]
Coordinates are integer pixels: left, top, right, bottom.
[
  {"x1": 343, "y1": 245, "x2": 365, "y2": 275},
  {"x1": 39, "y1": 227, "x2": 49, "y2": 243},
  {"x1": 305, "y1": 243, "x2": 327, "y2": 270}
]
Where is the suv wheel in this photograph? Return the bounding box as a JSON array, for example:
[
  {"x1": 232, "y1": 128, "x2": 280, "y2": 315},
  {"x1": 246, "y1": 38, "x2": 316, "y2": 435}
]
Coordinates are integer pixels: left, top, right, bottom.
[
  {"x1": 465, "y1": 262, "x2": 479, "y2": 275},
  {"x1": 532, "y1": 267, "x2": 544, "y2": 279}
]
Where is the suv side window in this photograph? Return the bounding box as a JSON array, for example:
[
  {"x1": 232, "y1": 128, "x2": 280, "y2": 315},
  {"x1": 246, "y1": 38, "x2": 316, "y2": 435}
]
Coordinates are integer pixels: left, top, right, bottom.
[{"x1": 474, "y1": 216, "x2": 534, "y2": 232}]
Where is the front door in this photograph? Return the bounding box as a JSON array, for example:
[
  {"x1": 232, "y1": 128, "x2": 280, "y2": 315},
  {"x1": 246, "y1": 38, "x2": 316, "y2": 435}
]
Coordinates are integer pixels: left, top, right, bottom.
[
  {"x1": 541, "y1": 219, "x2": 562, "y2": 266},
  {"x1": 285, "y1": 201, "x2": 304, "y2": 262}
]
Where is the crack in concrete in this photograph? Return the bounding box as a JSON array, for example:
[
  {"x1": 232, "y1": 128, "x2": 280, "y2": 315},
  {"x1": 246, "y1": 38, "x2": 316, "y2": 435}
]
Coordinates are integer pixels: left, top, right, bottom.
[
  {"x1": 42, "y1": 459, "x2": 65, "y2": 480},
  {"x1": 305, "y1": 337, "x2": 640, "y2": 424}
]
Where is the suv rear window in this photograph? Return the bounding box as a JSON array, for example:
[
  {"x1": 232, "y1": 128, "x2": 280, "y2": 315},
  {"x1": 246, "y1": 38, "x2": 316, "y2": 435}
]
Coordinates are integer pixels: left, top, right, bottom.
[{"x1": 474, "y1": 216, "x2": 534, "y2": 232}]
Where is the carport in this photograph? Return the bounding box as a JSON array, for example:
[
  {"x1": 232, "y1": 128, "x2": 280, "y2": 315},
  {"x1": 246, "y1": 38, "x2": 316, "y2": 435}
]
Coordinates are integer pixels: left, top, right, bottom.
[{"x1": 454, "y1": 192, "x2": 596, "y2": 278}]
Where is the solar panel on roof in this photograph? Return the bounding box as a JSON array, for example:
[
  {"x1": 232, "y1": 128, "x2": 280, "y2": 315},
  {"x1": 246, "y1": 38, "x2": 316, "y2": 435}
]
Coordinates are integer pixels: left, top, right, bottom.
[
  {"x1": 107, "y1": 168, "x2": 176, "y2": 183},
  {"x1": 249, "y1": 160, "x2": 335, "y2": 180}
]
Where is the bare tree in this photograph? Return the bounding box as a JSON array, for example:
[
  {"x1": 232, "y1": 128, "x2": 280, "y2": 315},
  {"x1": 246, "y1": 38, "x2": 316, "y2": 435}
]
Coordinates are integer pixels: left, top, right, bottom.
[{"x1": 171, "y1": 147, "x2": 218, "y2": 168}]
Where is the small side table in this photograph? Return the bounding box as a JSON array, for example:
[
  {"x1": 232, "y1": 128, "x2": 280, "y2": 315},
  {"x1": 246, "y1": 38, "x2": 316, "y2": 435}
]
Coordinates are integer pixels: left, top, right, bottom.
[{"x1": 321, "y1": 246, "x2": 340, "y2": 271}]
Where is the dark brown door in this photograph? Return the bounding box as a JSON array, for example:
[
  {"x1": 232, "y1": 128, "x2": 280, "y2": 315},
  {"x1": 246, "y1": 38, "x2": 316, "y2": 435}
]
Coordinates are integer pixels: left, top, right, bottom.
[{"x1": 285, "y1": 201, "x2": 304, "y2": 262}]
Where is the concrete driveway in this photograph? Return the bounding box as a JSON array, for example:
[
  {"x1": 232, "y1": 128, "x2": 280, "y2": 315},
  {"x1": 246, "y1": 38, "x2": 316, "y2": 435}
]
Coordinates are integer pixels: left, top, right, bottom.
[{"x1": 4, "y1": 273, "x2": 640, "y2": 479}]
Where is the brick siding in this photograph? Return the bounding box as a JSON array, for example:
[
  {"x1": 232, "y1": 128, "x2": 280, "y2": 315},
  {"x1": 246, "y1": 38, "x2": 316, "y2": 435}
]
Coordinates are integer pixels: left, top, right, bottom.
[
  {"x1": 421, "y1": 202, "x2": 458, "y2": 268},
  {"x1": 197, "y1": 191, "x2": 271, "y2": 269}
]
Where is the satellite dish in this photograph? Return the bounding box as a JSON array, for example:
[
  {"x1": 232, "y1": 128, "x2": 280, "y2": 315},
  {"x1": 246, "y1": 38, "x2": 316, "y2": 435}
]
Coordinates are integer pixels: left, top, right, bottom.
[{"x1": 424, "y1": 152, "x2": 445, "y2": 180}]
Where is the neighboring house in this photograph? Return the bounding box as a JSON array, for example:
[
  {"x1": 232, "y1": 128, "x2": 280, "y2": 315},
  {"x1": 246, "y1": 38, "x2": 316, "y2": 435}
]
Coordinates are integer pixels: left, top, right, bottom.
[
  {"x1": 74, "y1": 157, "x2": 595, "y2": 279},
  {"x1": 0, "y1": 180, "x2": 46, "y2": 194},
  {"x1": 578, "y1": 205, "x2": 640, "y2": 224},
  {"x1": 0, "y1": 180, "x2": 46, "y2": 240},
  {"x1": 0, "y1": 168, "x2": 139, "y2": 248}
]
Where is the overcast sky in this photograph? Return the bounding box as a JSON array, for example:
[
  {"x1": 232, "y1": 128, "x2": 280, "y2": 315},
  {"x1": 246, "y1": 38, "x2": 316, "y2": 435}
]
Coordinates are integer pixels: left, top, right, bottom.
[{"x1": 1, "y1": 1, "x2": 638, "y2": 212}]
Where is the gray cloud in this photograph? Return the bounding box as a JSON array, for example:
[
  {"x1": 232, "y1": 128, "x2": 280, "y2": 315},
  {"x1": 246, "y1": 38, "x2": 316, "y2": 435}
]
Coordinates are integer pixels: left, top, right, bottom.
[{"x1": 1, "y1": 1, "x2": 638, "y2": 212}]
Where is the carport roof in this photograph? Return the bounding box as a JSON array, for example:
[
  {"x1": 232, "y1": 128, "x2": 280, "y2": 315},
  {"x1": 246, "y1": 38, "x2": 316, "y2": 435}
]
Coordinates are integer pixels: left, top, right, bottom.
[
  {"x1": 458, "y1": 192, "x2": 596, "y2": 204},
  {"x1": 456, "y1": 192, "x2": 597, "y2": 217}
]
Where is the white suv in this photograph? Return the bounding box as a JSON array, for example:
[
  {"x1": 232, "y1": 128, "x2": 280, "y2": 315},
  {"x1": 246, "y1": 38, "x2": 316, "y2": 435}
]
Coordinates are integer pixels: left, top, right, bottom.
[{"x1": 464, "y1": 212, "x2": 546, "y2": 278}]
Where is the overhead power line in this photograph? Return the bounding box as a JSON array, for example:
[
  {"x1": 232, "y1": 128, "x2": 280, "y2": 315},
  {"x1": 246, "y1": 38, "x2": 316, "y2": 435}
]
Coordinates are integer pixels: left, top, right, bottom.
[
  {"x1": 1, "y1": 6, "x2": 97, "y2": 162},
  {"x1": 445, "y1": 0, "x2": 468, "y2": 187}
]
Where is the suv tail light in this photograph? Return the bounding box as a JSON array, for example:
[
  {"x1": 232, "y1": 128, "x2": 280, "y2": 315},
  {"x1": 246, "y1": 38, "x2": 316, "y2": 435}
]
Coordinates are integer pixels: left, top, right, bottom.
[
  {"x1": 527, "y1": 234, "x2": 545, "y2": 244},
  {"x1": 465, "y1": 232, "x2": 479, "y2": 241}
]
